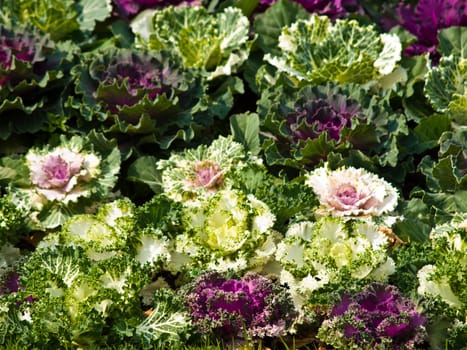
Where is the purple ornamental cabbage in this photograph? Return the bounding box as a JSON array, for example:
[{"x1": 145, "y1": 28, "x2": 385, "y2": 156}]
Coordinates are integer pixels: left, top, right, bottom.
[
  {"x1": 259, "y1": 85, "x2": 371, "y2": 168},
  {"x1": 318, "y1": 282, "x2": 428, "y2": 349},
  {"x1": 393, "y1": 0, "x2": 467, "y2": 61},
  {"x1": 285, "y1": 91, "x2": 359, "y2": 143},
  {"x1": 113, "y1": 0, "x2": 201, "y2": 17},
  {"x1": 0, "y1": 25, "x2": 65, "y2": 140},
  {"x1": 183, "y1": 271, "x2": 297, "y2": 341},
  {"x1": 71, "y1": 48, "x2": 203, "y2": 148}
]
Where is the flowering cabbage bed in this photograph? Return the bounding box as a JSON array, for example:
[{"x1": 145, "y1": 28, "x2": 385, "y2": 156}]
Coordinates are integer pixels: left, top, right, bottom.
[{"x1": 0, "y1": 0, "x2": 466, "y2": 349}]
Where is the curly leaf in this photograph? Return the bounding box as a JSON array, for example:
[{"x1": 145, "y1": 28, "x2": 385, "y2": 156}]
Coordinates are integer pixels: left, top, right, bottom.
[
  {"x1": 133, "y1": 6, "x2": 252, "y2": 80},
  {"x1": 230, "y1": 112, "x2": 260, "y2": 155},
  {"x1": 264, "y1": 14, "x2": 402, "y2": 86}
]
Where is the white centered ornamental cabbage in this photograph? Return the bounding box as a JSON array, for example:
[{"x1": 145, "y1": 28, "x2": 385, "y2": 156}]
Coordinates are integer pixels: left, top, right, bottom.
[
  {"x1": 27, "y1": 147, "x2": 100, "y2": 204},
  {"x1": 169, "y1": 188, "x2": 278, "y2": 273},
  {"x1": 305, "y1": 164, "x2": 399, "y2": 218},
  {"x1": 276, "y1": 217, "x2": 395, "y2": 300}
]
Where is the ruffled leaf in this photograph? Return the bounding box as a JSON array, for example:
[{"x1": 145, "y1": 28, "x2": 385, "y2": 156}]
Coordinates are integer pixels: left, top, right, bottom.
[
  {"x1": 263, "y1": 14, "x2": 402, "y2": 87},
  {"x1": 133, "y1": 5, "x2": 253, "y2": 80}
]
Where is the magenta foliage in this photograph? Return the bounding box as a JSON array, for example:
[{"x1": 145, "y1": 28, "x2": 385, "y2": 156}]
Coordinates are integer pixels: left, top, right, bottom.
[
  {"x1": 285, "y1": 92, "x2": 359, "y2": 143},
  {"x1": 396, "y1": 0, "x2": 467, "y2": 60},
  {"x1": 329, "y1": 282, "x2": 427, "y2": 349},
  {"x1": 184, "y1": 271, "x2": 297, "y2": 341}
]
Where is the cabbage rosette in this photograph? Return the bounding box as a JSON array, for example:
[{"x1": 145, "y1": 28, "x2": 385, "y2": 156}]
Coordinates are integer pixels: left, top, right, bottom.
[
  {"x1": 417, "y1": 214, "x2": 466, "y2": 310},
  {"x1": 257, "y1": 83, "x2": 407, "y2": 169},
  {"x1": 7, "y1": 133, "x2": 120, "y2": 229},
  {"x1": 70, "y1": 48, "x2": 204, "y2": 148},
  {"x1": 424, "y1": 27, "x2": 467, "y2": 128},
  {"x1": 0, "y1": 0, "x2": 112, "y2": 42},
  {"x1": 183, "y1": 271, "x2": 297, "y2": 342},
  {"x1": 169, "y1": 189, "x2": 278, "y2": 274},
  {"x1": 263, "y1": 14, "x2": 401, "y2": 88},
  {"x1": 0, "y1": 24, "x2": 67, "y2": 140},
  {"x1": 305, "y1": 163, "x2": 399, "y2": 219},
  {"x1": 158, "y1": 135, "x2": 260, "y2": 202},
  {"x1": 132, "y1": 5, "x2": 253, "y2": 80},
  {"x1": 317, "y1": 282, "x2": 428, "y2": 349},
  {"x1": 276, "y1": 217, "x2": 396, "y2": 309}
]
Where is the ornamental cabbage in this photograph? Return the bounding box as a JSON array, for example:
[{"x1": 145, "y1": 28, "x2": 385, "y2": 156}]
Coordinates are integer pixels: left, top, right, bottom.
[
  {"x1": 257, "y1": 82, "x2": 409, "y2": 170},
  {"x1": 424, "y1": 27, "x2": 467, "y2": 127},
  {"x1": 417, "y1": 215, "x2": 466, "y2": 309},
  {"x1": 183, "y1": 271, "x2": 297, "y2": 342},
  {"x1": 157, "y1": 135, "x2": 259, "y2": 202},
  {"x1": 1, "y1": 0, "x2": 112, "y2": 41},
  {"x1": 276, "y1": 217, "x2": 395, "y2": 308},
  {"x1": 305, "y1": 163, "x2": 399, "y2": 218},
  {"x1": 0, "y1": 24, "x2": 67, "y2": 140},
  {"x1": 7, "y1": 133, "x2": 120, "y2": 229},
  {"x1": 317, "y1": 282, "x2": 428, "y2": 349},
  {"x1": 132, "y1": 5, "x2": 253, "y2": 80},
  {"x1": 170, "y1": 189, "x2": 278, "y2": 274},
  {"x1": 393, "y1": 0, "x2": 467, "y2": 61},
  {"x1": 263, "y1": 14, "x2": 401, "y2": 87},
  {"x1": 70, "y1": 48, "x2": 203, "y2": 148}
]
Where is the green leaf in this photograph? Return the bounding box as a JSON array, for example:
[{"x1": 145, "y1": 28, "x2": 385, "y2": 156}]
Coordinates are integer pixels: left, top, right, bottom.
[
  {"x1": 254, "y1": 0, "x2": 309, "y2": 55},
  {"x1": 127, "y1": 156, "x2": 162, "y2": 193},
  {"x1": 432, "y1": 156, "x2": 461, "y2": 192},
  {"x1": 0, "y1": 166, "x2": 17, "y2": 181},
  {"x1": 393, "y1": 198, "x2": 432, "y2": 242},
  {"x1": 423, "y1": 190, "x2": 467, "y2": 224},
  {"x1": 411, "y1": 114, "x2": 452, "y2": 153},
  {"x1": 230, "y1": 112, "x2": 260, "y2": 155},
  {"x1": 111, "y1": 20, "x2": 135, "y2": 49},
  {"x1": 37, "y1": 205, "x2": 73, "y2": 229},
  {"x1": 77, "y1": 0, "x2": 112, "y2": 32},
  {"x1": 437, "y1": 26, "x2": 467, "y2": 58}
]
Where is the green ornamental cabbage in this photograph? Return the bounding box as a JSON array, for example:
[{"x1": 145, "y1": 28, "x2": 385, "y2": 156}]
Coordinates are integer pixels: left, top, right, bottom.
[
  {"x1": 132, "y1": 5, "x2": 253, "y2": 80},
  {"x1": 263, "y1": 14, "x2": 402, "y2": 87}
]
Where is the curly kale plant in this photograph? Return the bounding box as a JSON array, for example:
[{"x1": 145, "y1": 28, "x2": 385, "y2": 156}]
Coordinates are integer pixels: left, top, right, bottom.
[
  {"x1": 113, "y1": 0, "x2": 201, "y2": 18},
  {"x1": 157, "y1": 135, "x2": 259, "y2": 203},
  {"x1": 317, "y1": 282, "x2": 428, "y2": 349},
  {"x1": 183, "y1": 271, "x2": 297, "y2": 342},
  {"x1": 70, "y1": 48, "x2": 203, "y2": 148}
]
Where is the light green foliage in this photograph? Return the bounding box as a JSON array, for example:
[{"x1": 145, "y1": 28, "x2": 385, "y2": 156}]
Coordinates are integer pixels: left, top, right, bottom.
[
  {"x1": 1, "y1": 0, "x2": 112, "y2": 41},
  {"x1": 263, "y1": 14, "x2": 401, "y2": 87},
  {"x1": 277, "y1": 217, "x2": 395, "y2": 305},
  {"x1": 169, "y1": 188, "x2": 278, "y2": 274},
  {"x1": 424, "y1": 27, "x2": 467, "y2": 127},
  {"x1": 132, "y1": 6, "x2": 253, "y2": 79}
]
